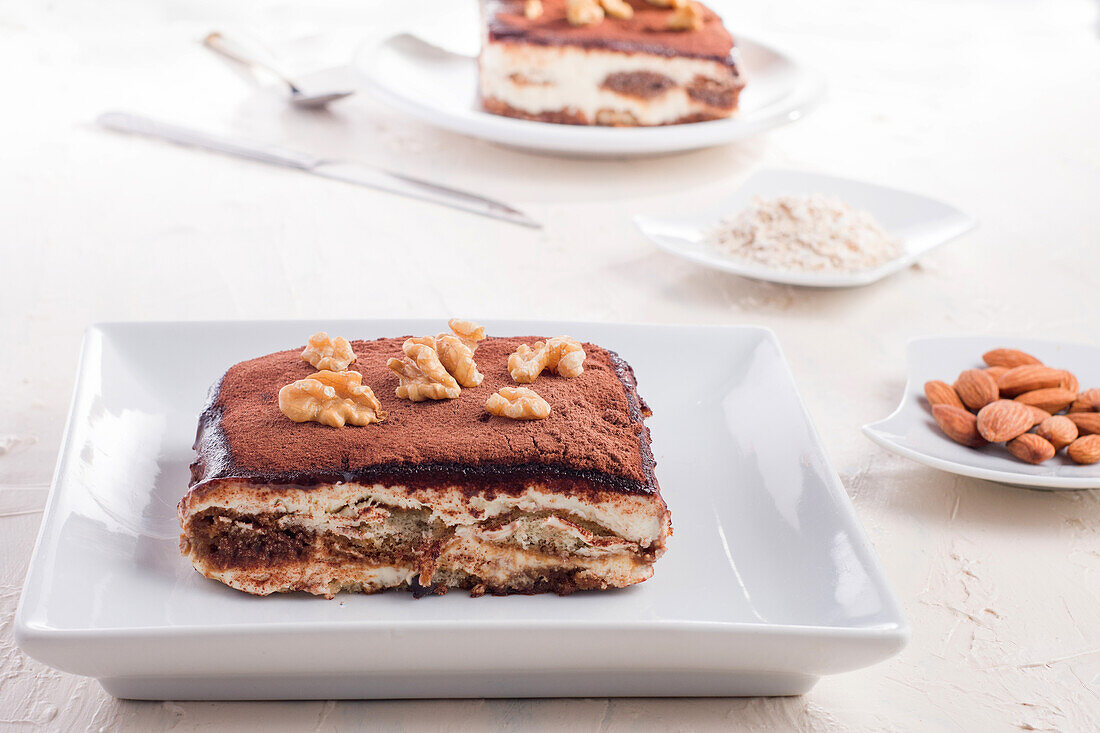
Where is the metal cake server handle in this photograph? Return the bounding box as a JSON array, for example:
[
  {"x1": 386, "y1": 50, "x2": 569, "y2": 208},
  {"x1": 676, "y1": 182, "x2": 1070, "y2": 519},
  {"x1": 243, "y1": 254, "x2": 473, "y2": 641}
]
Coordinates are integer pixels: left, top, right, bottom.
[
  {"x1": 96, "y1": 111, "x2": 541, "y2": 228},
  {"x1": 202, "y1": 31, "x2": 353, "y2": 109}
]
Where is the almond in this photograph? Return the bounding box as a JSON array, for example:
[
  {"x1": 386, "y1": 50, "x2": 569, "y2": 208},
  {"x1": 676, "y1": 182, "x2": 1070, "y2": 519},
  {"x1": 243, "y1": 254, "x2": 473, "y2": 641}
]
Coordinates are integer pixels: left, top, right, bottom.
[
  {"x1": 997, "y1": 365, "x2": 1065, "y2": 397},
  {"x1": 1014, "y1": 387, "x2": 1077, "y2": 414},
  {"x1": 954, "y1": 369, "x2": 999, "y2": 410},
  {"x1": 1067, "y1": 413, "x2": 1100, "y2": 435},
  {"x1": 982, "y1": 348, "x2": 1041, "y2": 368},
  {"x1": 1058, "y1": 371, "x2": 1079, "y2": 394},
  {"x1": 1067, "y1": 435, "x2": 1100, "y2": 465},
  {"x1": 932, "y1": 405, "x2": 986, "y2": 447},
  {"x1": 976, "y1": 400, "x2": 1033, "y2": 443},
  {"x1": 1007, "y1": 433, "x2": 1056, "y2": 464},
  {"x1": 924, "y1": 380, "x2": 965, "y2": 409},
  {"x1": 1036, "y1": 416, "x2": 1078, "y2": 450},
  {"x1": 984, "y1": 366, "x2": 1009, "y2": 381},
  {"x1": 1068, "y1": 388, "x2": 1100, "y2": 413},
  {"x1": 1026, "y1": 405, "x2": 1052, "y2": 426}
]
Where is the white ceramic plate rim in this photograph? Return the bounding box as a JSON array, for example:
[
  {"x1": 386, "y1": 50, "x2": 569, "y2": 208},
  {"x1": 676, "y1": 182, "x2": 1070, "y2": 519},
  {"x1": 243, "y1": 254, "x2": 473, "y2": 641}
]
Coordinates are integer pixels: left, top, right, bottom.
[
  {"x1": 17, "y1": 319, "x2": 906, "y2": 691},
  {"x1": 358, "y1": 32, "x2": 826, "y2": 156},
  {"x1": 634, "y1": 169, "x2": 977, "y2": 287},
  {"x1": 863, "y1": 335, "x2": 1100, "y2": 490},
  {"x1": 18, "y1": 319, "x2": 906, "y2": 636}
]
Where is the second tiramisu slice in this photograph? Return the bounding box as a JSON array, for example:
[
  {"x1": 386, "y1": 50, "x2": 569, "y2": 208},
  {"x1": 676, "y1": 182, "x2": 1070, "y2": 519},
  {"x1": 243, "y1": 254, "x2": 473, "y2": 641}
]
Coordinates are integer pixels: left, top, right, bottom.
[{"x1": 479, "y1": 0, "x2": 746, "y2": 126}]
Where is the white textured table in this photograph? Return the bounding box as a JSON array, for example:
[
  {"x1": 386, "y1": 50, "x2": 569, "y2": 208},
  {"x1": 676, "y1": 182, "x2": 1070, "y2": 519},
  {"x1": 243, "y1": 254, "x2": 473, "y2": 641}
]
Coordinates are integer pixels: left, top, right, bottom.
[{"x1": 2, "y1": 0, "x2": 1098, "y2": 729}]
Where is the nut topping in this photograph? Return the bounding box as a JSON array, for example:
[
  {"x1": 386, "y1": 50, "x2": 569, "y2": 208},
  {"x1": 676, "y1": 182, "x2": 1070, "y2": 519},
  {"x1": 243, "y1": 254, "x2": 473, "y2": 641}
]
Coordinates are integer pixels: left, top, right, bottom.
[
  {"x1": 387, "y1": 338, "x2": 461, "y2": 401},
  {"x1": 448, "y1": 319, "x2": 487, "y2": 352},
  {"x1": 508, "y1": 336, "x2": 586, "y2": 383},
  {"x1": 566, "y1": 0, "x2": 604, "y2": 25},
  {"x1": 667, "y1": 1, "x2": 703, "y2": 30},
  {"x1": 301, "y1": 332, "x2": 356, "y2": 372},
  {"x1": 485, "y1": 387, "x2": 551, "y2": 420},
  {"x1": 599, "y1": 0, "x2": 634, "y2": 19},
  {"x1": 436, "y1": 334, "x2": 484, "y2": 387},
  {"x1": 278, "y1": 370, "x2": 386, "y2": 428}
]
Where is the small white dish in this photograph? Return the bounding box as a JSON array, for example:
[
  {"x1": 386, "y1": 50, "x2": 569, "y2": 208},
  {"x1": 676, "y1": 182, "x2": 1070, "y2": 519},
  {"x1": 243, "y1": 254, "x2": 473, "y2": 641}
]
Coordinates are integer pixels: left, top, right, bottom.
[
  {"x1": 358, "y1": 33, "x2": 825, "y2": 157},
  {"x1": 16, "y1": 320, "x2": 906, "y2": 700},
  {"x1": 863, "y1": 336, "x2": 1100, "y2": 490},
  {"x1": 634, "y1": 169, "x2": 976, "y2": 287}
]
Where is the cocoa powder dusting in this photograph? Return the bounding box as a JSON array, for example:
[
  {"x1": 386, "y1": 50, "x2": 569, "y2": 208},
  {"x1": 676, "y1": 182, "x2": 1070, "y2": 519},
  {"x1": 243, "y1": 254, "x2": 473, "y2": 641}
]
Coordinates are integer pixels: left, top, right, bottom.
[
  {"x1": 486, "y1": 0, "x2": 737, "y2": 65},
  {"x1": 202, "y1": 336, "x2": 654, "y2": 489}
]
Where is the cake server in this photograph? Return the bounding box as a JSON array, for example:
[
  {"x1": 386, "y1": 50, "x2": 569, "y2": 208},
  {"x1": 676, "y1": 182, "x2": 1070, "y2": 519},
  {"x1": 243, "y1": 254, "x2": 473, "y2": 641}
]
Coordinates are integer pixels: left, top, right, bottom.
[{"x1": 96, "y1": 111, "x2": 540, "y2": 229}]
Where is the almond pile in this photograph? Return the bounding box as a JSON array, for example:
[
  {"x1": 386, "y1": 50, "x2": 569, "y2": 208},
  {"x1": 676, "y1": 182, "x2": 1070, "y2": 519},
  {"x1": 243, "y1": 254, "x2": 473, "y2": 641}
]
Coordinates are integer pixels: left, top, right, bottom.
[{"x1": 926, "y1": 348, "x2": 1100, "y2": 465}]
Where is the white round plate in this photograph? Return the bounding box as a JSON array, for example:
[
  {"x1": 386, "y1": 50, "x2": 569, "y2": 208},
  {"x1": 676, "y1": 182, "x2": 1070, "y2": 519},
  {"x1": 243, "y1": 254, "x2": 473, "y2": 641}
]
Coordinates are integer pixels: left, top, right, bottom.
[
  {"x1": 359, "y1": 32, "x2": 825, "y2": 157},
  {"x1": 633, "y1": 169, "x2": 976, "y2": 288},
  {"x1": 863, "y1": 336, "x2": 1100, "y2": 490}
]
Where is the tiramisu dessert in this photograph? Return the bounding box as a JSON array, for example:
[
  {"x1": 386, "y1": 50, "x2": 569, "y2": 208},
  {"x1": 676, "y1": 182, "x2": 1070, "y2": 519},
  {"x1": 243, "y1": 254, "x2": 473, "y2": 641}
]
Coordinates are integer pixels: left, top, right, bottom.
[
  {"x1": 179, "y1": 323, "x2": 670, "y2": 597},
  {"x1": 479, "y1": 0, "x2": 746, "y2": 126}
]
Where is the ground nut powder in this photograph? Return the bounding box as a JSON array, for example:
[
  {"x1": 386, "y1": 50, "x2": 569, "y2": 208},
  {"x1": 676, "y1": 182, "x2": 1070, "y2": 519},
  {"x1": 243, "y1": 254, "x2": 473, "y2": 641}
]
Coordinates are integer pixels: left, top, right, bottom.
[{"x1": 707, "y1": 194, "x2": 902, "y2": 272}]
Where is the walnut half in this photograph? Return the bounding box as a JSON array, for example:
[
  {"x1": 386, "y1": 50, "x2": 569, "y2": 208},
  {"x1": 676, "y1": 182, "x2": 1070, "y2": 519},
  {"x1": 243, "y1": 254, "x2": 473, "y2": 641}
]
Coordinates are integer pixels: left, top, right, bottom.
[
  {"x1": 436, "y1": 334, "x2": 484, "y2": 387},
  {"x1": 567, "y1": 0, "x2": 604, "y2": 26},
  {"x1": 278, "y1": 370, "x2": 386, "y2": 428},
  {"x1": 437, "y1": 319, "x2": 486, "y2": 387},
  {"x1": 388, "y1": 338, "x2": 461, "y2": 401},
  {"x1": 301, "y1": 332, "x2": 356, "y2": 372},
  {"x1": 485, "y1": 387, "x2": 551, "y2": 420},
  {"x1": 448, "y1": 319, "x2": 486, "y2": 351},
  {"x1": 667, "y1": 1, "x2": 703, "y2": 30},
  {"x1": 508, "y1": 336, "x2": 586, "y2": 383},
  {"x1": 599, "y1": 0, "x2": 633, "y2": 19}
]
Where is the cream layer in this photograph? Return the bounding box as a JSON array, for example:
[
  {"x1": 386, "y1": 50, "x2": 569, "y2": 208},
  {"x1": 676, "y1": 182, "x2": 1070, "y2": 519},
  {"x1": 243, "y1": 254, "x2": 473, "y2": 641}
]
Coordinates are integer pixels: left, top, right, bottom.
[
  {"x1": 478, "y1": 41, "x2": 735, "y2": 124},
  {"x1": 188, "y1": 533, "x2": 650, "y2": 597},
  {"x1": 181, "y1": 479, "x2": 669, "y2": 548}
]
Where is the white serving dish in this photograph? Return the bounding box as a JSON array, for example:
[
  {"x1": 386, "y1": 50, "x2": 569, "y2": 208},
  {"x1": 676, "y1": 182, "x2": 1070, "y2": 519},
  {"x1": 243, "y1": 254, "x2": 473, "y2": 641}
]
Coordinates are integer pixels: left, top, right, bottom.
[
  {"x1": 16, "y1": 320, "x2": 906, "y2": 699},
  {"x1": 634, "y1": 169, "x2": 976, "y2": 287},
  {"x1": 863, "y1": 336, "x2": 1100, "y2": 490},
  {"x1": 359, "y1": 32, "x2": 824, "y2": 157}
]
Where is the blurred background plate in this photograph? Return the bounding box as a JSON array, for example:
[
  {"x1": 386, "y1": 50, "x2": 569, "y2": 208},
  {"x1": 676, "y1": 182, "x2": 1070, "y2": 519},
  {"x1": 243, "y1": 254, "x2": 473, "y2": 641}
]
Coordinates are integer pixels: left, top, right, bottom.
[
  {"x1": 634, "y1": 169, "x2": 976, "y2": 287},
  {"x1": 358, "y1": 32, "x2": 825, "y2": 157},
  {"x1": 863, "y1": 336, "x2": 1100, "y2": 489}
]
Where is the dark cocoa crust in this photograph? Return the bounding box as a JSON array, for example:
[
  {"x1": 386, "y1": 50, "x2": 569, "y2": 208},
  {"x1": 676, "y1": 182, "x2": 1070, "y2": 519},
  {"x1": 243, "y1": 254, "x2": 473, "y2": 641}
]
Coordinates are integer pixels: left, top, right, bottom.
[
  {"x1": 187, "y1": 335, "x2": 659, "y2": 500},
  {"x1": 484, "y1": 0, "x2": 738, "y2": 66},
  {"x1": 481, "y1": 96, "x2": 733, "y2": 126}
]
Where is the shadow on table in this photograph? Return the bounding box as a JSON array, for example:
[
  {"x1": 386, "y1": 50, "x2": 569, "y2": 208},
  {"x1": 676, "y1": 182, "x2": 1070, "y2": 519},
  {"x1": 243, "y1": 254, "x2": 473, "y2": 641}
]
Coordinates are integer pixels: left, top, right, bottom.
[
  {"x1": 220, "y1": 92, "x2": 771, "y2": 206},
  {"x1": 866, "y1": 458, "x2": 1100, "y2": 535},
  {"x1": 606, "y1": 249, "x2": 910, "y2": 317},
  {"x1": 95, "y1": 695, "x2": 832, "y2": 730}
]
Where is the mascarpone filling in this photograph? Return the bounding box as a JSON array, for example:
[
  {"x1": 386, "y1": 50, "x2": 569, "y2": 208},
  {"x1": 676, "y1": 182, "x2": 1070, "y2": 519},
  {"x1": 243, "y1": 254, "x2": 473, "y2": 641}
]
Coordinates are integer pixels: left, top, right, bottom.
[
  {"x1": 478, "y1": 41, "x2": 736, "y2": 124},
  {"x1": 182, "y1": 479, "x2": 669, "y2": 548}
]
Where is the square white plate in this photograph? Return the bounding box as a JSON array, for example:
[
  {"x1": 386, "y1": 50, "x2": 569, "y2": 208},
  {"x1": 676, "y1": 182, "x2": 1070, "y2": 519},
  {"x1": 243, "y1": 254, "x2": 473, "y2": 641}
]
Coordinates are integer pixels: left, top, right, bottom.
[
  {"x1": 634, "y1": 169, "x2": 976, "y2": 287},
  {"x1": 358, "y1": 33, "x2": 825, "y2": 157},
  {"x1": 863, "y1": 336, "x2": 1100, "y2": 490},
  {"x1": 16, "y1": 320, "x2": 906, "y2": 700}
]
